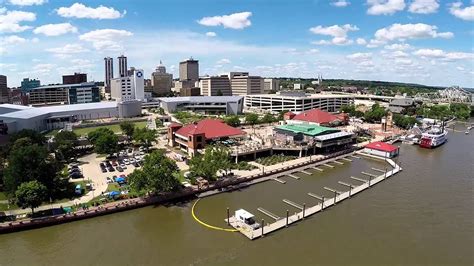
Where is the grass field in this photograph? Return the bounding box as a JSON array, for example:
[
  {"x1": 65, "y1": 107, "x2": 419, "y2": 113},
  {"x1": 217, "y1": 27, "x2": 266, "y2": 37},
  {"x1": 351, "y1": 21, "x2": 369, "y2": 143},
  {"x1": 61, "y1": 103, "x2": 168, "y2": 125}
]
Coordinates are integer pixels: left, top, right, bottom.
[{"x1": 46, "y1": 121, "x2": 148, "y2": 137}]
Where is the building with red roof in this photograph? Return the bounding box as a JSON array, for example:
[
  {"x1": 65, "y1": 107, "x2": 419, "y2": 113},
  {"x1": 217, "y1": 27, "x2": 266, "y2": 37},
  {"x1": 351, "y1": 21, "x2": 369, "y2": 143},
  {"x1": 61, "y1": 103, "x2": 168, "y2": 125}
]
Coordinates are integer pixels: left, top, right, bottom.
[
  {"x1": 286, "y1": 108, "x2": 348, "y2": 126},
  {"x1": 363, "y1": 141, "x2": 399, "y2": 158},
  {"x1": 168, "y1": 119, "x2": 245, "y2": 155}
]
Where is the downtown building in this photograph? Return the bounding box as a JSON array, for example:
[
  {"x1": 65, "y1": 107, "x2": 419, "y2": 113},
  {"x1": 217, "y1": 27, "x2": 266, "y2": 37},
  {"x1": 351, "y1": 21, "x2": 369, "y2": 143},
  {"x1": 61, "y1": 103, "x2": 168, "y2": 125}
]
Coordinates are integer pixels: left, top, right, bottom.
[
  {"x1": 28, "y1": 82, "x2": 100, "y2": 106},
  {"x1": 110, "y1": 68, "x2": 145, "y2": 102},
  {"x1": 263, "y1": 78, "x2": 280, "y2": 93},
  {"x1": 0, "y1": 75, "x2": 9, "y2": 104},
  {"x1": 245, "y1": 92, "x2": 354, "y2": 113},
  {"x1": 104, "y1": 57, "x2": 114, "y2": 93},
  {"x1": 21, "y1": 78, "x2": 41, "y2": 93},
  {"x1": 62, "y1": 72, "x2": 87, "y2": 85},
  {"x1": 230, "y1": 72, "x2": 264, "y2": 95},
  {"x1": 150, "y1": 61, "x2": 173, "y2": 96},
  {"x1": 200, "y1": 75, "x2": 232, "y2": 96}
]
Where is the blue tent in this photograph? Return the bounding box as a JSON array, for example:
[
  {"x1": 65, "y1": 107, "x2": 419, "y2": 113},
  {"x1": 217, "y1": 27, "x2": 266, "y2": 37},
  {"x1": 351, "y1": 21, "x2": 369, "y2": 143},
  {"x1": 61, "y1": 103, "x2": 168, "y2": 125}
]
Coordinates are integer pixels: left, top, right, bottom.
[
  {"x1": 109, "y1": 191, "x2": 120, "y2": 198},
  {"x1": 116, "y1": 177, "x2": 126, "y2": 184}
]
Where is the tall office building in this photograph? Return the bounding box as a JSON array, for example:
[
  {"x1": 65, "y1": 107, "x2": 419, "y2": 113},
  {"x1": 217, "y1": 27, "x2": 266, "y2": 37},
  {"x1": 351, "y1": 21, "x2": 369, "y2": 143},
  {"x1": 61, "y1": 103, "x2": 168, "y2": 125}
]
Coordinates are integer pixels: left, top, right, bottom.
[
  {"x1": 110, "y1": 68, "x2": 145, "y2": 102},
  {"x1": 118, "y1": 55, "x2": 128, "y2": 78},
  {"x1": 263, "y1": 78, "x2": 280, "y2": 93},
  {"x1": 21, "y1": 78, "x2": 41, "y2": 92},
  {"x1": 63, "y1": 73, "x2": 87, "y2": 85},
  {"x1": 104, "y1": 57, "x2": 114, "y2": 93},
  {"x1": 0, "y1": 75, "x2": 9, "y2": 104},
  {"x1": 200, "y1": 76, "x2": 231, "y2": 96},
  {"x1": 151, "y1": 61, "x2": 173, "y2": 96},
  {"x1": 230, "y1": 73, "x2": 264, "y2": 95},
  {"x1": 179, "y1": 58, "x2": 199, "y2": 82}
]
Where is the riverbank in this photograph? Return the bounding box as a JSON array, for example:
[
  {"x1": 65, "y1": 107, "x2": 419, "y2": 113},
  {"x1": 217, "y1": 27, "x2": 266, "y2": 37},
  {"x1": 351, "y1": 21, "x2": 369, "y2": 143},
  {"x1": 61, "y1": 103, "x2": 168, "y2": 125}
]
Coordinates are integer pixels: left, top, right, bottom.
[{"x1": 0, "y1": 148, "x2": 358, "y2": 234}]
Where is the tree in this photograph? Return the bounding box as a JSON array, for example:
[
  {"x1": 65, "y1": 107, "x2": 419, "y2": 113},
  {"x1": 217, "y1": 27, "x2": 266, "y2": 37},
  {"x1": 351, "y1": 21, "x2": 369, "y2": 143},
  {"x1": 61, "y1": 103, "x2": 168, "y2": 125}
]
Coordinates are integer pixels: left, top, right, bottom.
[
  {"x1": 128, "y1": 150, "x2": 180, "y2": 194},
  {"x1": 393, "y1": 114, "x2": 419, "y2": 129},
  {"x1": 133, "y1": 127, "x2": 157, "y2": 149},
  {"x1": 3, "y1": 139, "x2": 64, "y2": 196},
  {"x1": 119, "y1": 121, "x2": 135, "y2": 140},
  {"x1": 53, "y1": 131, "x2": 78, "y2": 161},
  {"x1": 155, "y1": 118, "x2": 163, "y2": 128},
  {"x1": 364, "y1": 103, "x2": 387, "y2": 123},
  {"x1": 224, "y1": 115, "x2": 241, "y2": 127},
  {"x1": 245, "y1": 113, "x2": 259, "y2": 126},
  {"x1": 8, "y1": 129, "x2": 45, "y2": 146},
  {"x1": 88, "y1": 128, "x2": 119, "y2": 155},
  {"x1": 278, "y1": 110, "x2": 289, "y2": 121},
  {"x1": 261, "y1": 113, "x2": 276, "y2": 124},
  {"x1": 15, "y1": 180, "x2": 47, "y2": 214},
  {"x1": 189, "y1": 145, "x2": 231, "y2": 181}
]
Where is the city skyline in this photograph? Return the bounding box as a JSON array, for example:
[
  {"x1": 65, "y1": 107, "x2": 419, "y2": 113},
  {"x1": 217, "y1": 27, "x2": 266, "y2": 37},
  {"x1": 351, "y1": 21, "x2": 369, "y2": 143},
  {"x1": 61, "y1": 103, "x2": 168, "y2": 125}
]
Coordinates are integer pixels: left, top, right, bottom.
[{"x1": 0, "y1": 0, "x2": 473, "y2": 88}]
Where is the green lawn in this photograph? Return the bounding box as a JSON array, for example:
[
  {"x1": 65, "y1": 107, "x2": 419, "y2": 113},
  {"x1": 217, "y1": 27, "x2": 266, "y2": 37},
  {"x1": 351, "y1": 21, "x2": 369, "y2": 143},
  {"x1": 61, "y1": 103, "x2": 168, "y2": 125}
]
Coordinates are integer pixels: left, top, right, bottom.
[
  {"x1": 0, "y1": 192, "x2": 8, "y2": 201},
  {"x1": 73, "y1": 121, "x2": 148, "y2": 136},
  {"x1": 45, "y1": 121, "x2": 148, "y2": 137},
  {"x1": 106, "y1": 183, "x2": 121, "y2": 192}
]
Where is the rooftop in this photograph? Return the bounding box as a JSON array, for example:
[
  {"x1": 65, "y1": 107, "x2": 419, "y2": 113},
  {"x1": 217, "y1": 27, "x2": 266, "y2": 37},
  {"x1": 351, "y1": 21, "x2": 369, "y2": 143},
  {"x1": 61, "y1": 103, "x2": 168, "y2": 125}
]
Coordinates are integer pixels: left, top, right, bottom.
[
  {"x1": 30, "y1": 82, "x2": 98, "y2": 90},
  {"x1": 276, "y1": 124, "x2": 340, "y2": 136},
  {"x1": 175, "y1": 119, "x2": 245, "y2": 139},
  {"x1": 291, "y1": 108, "x2": 341, "y2": 124},
  {"x1": 365, "y1": 141, "x2": 398, "y2": 152},
  {"x1": 0, "y1": 101, "x2": 118, "y2": 120},
  {"x1": 158, "y1": 96, "x2": 243, "y2": 103},
  {"x1": 246, "y1": 93, "x2": 354, "y2": 99}
]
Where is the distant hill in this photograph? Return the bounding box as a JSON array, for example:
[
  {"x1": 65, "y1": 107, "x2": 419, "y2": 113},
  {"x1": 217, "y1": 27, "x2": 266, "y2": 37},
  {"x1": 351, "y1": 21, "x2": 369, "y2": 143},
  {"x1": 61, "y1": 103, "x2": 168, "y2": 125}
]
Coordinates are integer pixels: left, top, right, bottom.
[{"x1": 278, "y1": 78, "x2": 443, "y2": 90}]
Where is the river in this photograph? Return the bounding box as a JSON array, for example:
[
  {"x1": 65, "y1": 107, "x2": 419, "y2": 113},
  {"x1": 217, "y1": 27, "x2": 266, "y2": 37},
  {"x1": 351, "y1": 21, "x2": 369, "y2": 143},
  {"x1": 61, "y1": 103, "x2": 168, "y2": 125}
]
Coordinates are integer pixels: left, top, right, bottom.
[{"x1": 1, "y1": 122, "x2": 473, "y2": 265}]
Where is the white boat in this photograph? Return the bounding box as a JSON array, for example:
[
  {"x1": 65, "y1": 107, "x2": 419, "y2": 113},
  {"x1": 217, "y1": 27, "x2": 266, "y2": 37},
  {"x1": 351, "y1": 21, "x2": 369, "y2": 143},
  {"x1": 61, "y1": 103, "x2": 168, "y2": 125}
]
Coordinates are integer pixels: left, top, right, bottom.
[
  {"x1": 235, "y1": 209, "x2": 260, "y2": 229},
  {"x1": 420, "y1": 126, "x2": 448, "y2": 148}
]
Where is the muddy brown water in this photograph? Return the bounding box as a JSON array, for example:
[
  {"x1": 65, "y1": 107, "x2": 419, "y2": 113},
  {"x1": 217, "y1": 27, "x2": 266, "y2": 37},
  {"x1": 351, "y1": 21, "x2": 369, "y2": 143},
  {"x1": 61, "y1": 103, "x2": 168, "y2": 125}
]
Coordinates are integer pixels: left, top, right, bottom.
[{"x1": 1, "y1": 122, "x2": 473, "y2": 265}]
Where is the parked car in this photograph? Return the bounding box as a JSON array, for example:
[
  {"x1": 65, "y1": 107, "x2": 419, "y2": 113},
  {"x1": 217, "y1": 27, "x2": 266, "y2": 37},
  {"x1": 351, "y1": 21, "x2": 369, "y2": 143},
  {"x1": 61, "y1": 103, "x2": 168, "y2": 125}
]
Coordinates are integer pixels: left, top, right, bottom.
[
  {"x1": 70, "y1": 172, "x2": 83, "y2": 179},
  {"x1": 112, "y1": 160, "x2": 118, "y2": 167},
  {"x1": 107, "y1": 166, "x2": 115, "y2": 172},
  {"x1": 116, "y1": 166, "x2": 123, "y2": 172},
  {"x1": 133, "y1": 162, "x2": 140, "y2": 167},
  {"x1": 120, "y1": 163, "x2": 127, "y2": 169},
  {"x1": 106, "y1": 177, "x2": 113, "y2": 184},
  {"x1": 69, "y1": 168, "x2": 81, "y2": 174}
]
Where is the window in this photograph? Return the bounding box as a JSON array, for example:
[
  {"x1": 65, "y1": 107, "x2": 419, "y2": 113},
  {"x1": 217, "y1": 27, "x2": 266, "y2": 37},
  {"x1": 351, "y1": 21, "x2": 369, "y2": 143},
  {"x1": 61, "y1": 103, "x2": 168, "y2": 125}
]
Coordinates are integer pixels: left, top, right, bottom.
[{"x1": 197, "y1": 136, "x2": 202, "y2": 142}]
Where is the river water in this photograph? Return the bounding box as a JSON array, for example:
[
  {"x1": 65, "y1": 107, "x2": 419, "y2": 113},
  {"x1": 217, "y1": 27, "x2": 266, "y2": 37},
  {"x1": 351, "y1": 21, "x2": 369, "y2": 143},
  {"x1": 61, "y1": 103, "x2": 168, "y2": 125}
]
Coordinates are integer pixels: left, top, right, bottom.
[{"x1": 1, "y1": 122, "x2": 473, "y2": 266}]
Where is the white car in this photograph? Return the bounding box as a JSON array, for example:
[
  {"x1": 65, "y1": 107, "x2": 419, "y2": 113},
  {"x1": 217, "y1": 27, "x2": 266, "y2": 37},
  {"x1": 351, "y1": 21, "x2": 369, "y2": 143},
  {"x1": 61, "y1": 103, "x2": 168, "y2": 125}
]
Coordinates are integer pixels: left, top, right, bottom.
[
  {"x1": 120, "y1": 163, "x2": 127, "y2": 169},
  {"x1": 129, "y1": 158, "x2": 136, "y2": 164}
]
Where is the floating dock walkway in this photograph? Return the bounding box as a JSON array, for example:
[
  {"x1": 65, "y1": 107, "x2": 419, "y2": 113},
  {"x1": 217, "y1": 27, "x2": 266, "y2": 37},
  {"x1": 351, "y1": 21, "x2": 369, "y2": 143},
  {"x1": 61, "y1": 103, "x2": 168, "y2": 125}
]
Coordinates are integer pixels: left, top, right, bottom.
[{"x1": 226, "y1": 157, "x2": 402, "y2": 240}]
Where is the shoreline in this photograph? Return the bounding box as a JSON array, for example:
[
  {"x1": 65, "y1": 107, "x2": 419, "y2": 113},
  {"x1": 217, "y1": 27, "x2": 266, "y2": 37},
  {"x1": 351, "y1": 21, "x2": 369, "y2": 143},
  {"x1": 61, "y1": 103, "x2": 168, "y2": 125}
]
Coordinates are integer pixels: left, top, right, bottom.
[{"x1": 0, "y1": 148, "x2": 358, "y2": 234}]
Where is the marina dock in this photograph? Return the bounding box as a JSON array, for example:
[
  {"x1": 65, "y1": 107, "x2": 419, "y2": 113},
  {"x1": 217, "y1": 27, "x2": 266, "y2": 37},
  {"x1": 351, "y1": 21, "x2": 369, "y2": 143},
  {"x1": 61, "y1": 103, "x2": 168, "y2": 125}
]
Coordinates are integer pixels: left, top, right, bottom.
[{"x1": 226, "y1": 157, "x2": 402, "y2": 240}]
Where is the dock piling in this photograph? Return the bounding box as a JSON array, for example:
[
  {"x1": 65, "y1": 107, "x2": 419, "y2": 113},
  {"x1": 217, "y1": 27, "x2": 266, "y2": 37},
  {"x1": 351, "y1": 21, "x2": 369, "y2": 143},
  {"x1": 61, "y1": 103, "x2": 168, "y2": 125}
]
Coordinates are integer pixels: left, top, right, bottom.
[
  {"x1": 286, "y1": 210, "x2": 289, "y2": 227},
  {"x1": 227, "y1": 208, "x2": 230, "y2": 225},
  {"x1": 261, "y1": 219, "x2": 265, "y2": 237},
  {"x1": 303, "y1": 203, "x2": 306, "y2": 219}
]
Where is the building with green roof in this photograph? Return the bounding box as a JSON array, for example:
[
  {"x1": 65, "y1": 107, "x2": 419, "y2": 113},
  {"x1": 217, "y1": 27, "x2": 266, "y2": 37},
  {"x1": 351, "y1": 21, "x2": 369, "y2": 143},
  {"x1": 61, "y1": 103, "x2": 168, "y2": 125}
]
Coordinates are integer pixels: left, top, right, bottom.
[{"x1": 274, "y1": 123, "x2": 355, "y2": 152}]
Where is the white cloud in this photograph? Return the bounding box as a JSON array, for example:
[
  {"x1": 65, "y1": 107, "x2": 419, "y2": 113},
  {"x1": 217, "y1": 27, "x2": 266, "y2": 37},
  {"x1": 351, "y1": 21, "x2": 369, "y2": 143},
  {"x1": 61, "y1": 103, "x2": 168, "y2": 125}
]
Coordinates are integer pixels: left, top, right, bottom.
[
  {"x1": 33, "y1": 23, "x2": 78, "y2": 36},
  {"x1": 310, "y1": 24, "x2": 359, "y2": 46},
  {"x1": 46, "y1": 44, "x2": 89, "y2": 57},
  {"x1": 0, "y1": 35, "x2": 27, "y2": 46},
  {"x1": 205, "y1": 31, "x2": 217, "y2": 37},
  {"x1": 408, "y1": 0, "x2": 439, "y2": 14},
  {"x1": 347, "y1": 52, "x2": 373, "y2": 60},
  {"x1": 384, "y1": 43, "x2": 412, "y2": 50},
  {"x1": 217, "y1": 58, "x2": 231, "y2": 64},
  {"x1": 367, "y1": 0, "x2": 406, "y2": 15},
  {"x1": 449, "y1": 2, "x2": 474, "y2": 21},
  {"x1": 373, "y1": 23, "x2": 453, "y2": 43},
  {"x1": 197, "y1": 12, "x2": 252, "y2": 29},
  {"x1": 356, "y1": 38, "x2": 367, "y2": 45},
  {"x1": 79, "y1": 29, "x2": 133, "y2": 51},
  {"x1": 0, "y1": 10, "x2": 36, "y2": 33},
  {"x1": 413, "y1": 49, "x2": 474, "y2": 61},
  {"x1": 331, "y1": 0, "x2": 350, "y2": 7},
  {"x1": 382, "y1": 50, "x2": 409, "y2": 58},
  {"x1": 57, "y1": 3, "x2": 125, "y2": 20},
  {"x1": 8, "y1": 0, "x2": 46, "y2": 6}
]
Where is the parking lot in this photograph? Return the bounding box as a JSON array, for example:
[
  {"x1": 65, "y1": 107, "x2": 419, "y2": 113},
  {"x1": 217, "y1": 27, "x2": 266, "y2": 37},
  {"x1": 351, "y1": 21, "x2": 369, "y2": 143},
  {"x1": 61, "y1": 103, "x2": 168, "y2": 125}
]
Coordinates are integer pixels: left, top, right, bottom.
[{"x1": 72, "y1": 147, "x2": 149, "y2": 201}]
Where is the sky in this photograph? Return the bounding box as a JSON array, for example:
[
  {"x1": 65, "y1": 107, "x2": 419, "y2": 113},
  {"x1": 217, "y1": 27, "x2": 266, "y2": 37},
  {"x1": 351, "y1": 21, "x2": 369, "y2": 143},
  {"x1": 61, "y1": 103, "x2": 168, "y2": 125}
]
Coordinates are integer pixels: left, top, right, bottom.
[{"x1": 0, "y1": 0, "x2": 473, "y2": 88}]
